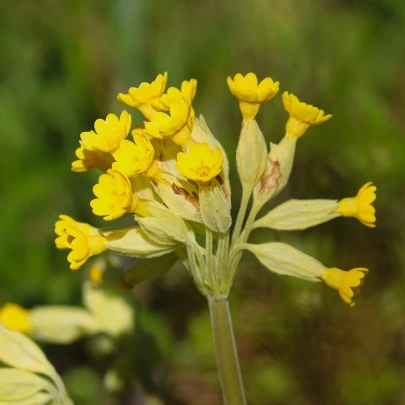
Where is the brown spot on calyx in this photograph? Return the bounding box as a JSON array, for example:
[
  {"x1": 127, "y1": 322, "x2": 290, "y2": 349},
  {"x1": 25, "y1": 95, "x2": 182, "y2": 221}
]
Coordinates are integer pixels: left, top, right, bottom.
[
  {"x1": 216, "y1": 174, "x2": 229, "y2": 199},
  {"x1": 172, "y1": 183, "x2": 200, "y2": 211},
  {"x1": 259, "y1": 158, "x2": 280, "y2": 195},
  {"x1": 151, "y1": 180, "x2": 158, "y2": 187}
]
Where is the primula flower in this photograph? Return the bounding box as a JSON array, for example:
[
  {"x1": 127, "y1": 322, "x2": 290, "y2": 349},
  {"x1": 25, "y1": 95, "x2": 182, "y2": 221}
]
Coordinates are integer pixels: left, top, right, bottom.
[
  {"x1": 227, "y1": 73, "x2": 279, "y2": 120},
  {"x1": 64, "y1": 227, "x2": 106, "y2": 270},
  {"x1": 144, "y1": 99, "x2": 192, "y2": 148},
  {"x1": 55, "y1": 215, "x2": 101, "y2": 249},
  {"x1": 160, "y1": 79, "x2": 197, "y2": 108},
  {"x1": 91, "y1": 170, "x2": 148, "y2": 220},
  {"x1": 335, "y1": 182, "x2": 377, "y2": 227},
  {"x1": 322, "y1": 267, "x2": 368, "y2": 307},
  {"x1": 80, "y1": 111, "x2": 132, "y2": 153},
  {"x1": 112, "y1": 129, "x2": 161, "y2": 178},
  {"x1": 0, "y1": 303, "x2": 32, "y2": 333},
  {"x1": 71, "y1": 146, "x2": 114, "y2": 173},
  {"x1": 176, "y1": 142, "x2": 223, "y2": 185},
  {"x1": 89, "y1": 261, "x2": 104, "y2": 286},
  {"x1": 282, "y1": 92, "x2": 332, "y2": 138},
  {"x1": 117, "y1": 72, "x2": 168, "y2": 120}
]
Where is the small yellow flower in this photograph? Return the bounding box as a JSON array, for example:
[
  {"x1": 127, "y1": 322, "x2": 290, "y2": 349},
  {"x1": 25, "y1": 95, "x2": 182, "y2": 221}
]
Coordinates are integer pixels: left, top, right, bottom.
[
  {"x1": 89, "y1": 261, "x2": 104, "y2": 286},
  {"x1": 322, "y1": 267, "x2": 368, "y2": 307},
  {"x1": 176, "y1": 142, "x2": 223, "y2": 185},
  {"x1": 282, "y1": 92, "x2": 332, "y2": 138},
  {"x1": 160, "y1": 79, "x2": 197, "y2": 109},
  {"x1": 0, "y1": 303, "x2": 32, "y2": 333},
  {"x1": 112, "y1": 129, "x2": 161, "y2": 178},
  {"x1": 335, "y1": 182, "x2": 377, "y2": 228},
  {"x1": 117, "y1": 72, "x2": 168, "y2": 120},
  {"x1": 71, "y1": 146, "x2": 114, "y2": 173},
  {"x1": 227, "y1": 73, "x2": 279, "y2": 120},
  {"x1": 91, "y1": 170, "x2": 148, "y2": 220},
  {"x1": 144, "y1": 100, "x2": 192, "y2": 148},
  {"x1": 64, "y1": 227, "x2": 107, "y2": 270},
  {"x1": 55, "y1": 215, "x2": 100, "y2": 250},
  {"x1": 80, "y1": 111, "x2": 132, "y2": 153}
]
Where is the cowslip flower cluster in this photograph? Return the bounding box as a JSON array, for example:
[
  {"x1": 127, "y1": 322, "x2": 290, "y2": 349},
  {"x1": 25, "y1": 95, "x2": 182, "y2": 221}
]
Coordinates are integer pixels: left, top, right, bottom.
[{"x1": 54, "y1": 71, "x2": 376, "y2": 307}]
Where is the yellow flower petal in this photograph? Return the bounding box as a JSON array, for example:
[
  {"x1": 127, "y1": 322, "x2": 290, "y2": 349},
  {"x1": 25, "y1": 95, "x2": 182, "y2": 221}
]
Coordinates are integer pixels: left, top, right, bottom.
[{"x1": 0, "y1": 303, "x2": 32, "y2": 334}]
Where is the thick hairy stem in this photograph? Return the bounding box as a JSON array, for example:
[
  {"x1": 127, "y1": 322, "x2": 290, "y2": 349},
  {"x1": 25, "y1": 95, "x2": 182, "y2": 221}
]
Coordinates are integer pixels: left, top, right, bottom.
[{"x1": 208, "y1": 297, "x2": 247, "y2": 405}]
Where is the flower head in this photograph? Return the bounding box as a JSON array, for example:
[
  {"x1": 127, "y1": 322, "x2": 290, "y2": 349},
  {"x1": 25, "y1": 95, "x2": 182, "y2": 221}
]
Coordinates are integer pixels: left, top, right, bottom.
[
  {"x1": 282, "y1": 92, "x2": 332, "y2": 137},
  {"x1": 160, "y1": 79, "x2": 197, "y2": 109},
  {"x1": 55, "y1": 215, "x2": 100, "y2": 249},
  {"x1": 80, "y1": 111, "x2": 132, "y2": 153},
  {"x1": 176, "y1": 142, "x2": 223, "y2": 185},
  {"x1": 227, "y1": 73, "x2": 279, "y2": 120},
  {"x1": 71, "y1": 146, "x2": 114, "y2": 173},
  {"x1": 89, "y1": 261, "x2": 104, "y2": 286},
  {"x1": 64, "y1": 227, "x2": 106, "y2": 270},
  {"x1": 144, "y1": 100, "x2": 192, "y2": 148},
  {"x1": 322, "y1": 267, "x2": 368, "y2": 307},
  {"x1": 117, "y1": 73, "x2": 168, "y2": 120},
  {"x1": 91, "y1": 170, "x2": 148, "y2": 220},
  {"x1": 336, "y1": 182, "x2": 377, "y2": 227},
  {"x1": 0, "y1": 303, "x2": 32, "y2": 333},
  {"x1": 112, "y1": 129, "x2": 160, "y2": 178}
]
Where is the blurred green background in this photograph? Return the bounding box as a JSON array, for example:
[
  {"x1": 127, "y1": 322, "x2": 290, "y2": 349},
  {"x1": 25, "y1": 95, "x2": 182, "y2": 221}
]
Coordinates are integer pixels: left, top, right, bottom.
[{"x1": 1, "y1": 0, "x2": 405, "y2": 403}]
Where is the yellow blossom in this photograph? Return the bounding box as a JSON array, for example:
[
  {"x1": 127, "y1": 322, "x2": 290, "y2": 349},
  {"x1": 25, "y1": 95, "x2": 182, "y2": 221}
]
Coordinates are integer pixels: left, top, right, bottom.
[
  {"x1": 144, "y1": 99, "x2": 192, "y2": 148},
  {"x1": 160, "y1": 79, "x2": 197, "y2": 109},
  {"x1": 176, "y1": 142, "x2": 223, "y2": 185},
  {"x1": 112, "y1": 129, "x2": 161, "y2": 178},
  {"x1": 55, "y1": 215, "x2": 100, "y2": 250},
  {"x1": 71, "y1": 146, "x2": 114, "y2": 173},
  {"x1": 227, "y1": 73, "x2": 279, "y2": 120},
  {"x1": 282, "y1": 92, "x2": 332, "y2": 138},
  {"x1": 91, "y1": 170, "x2": 148, "y2": 220},
  {"x1": 117, "y1": 72, "x2": 168, "y2": 120},
  {"x1": 322, "y1": 267, "x2": 368, "y2": 307},
  {"x1": 335, "y1": 182, "x2": 377, "y2": 228},
  {"x1": 64, "y1": 227, "x2": 106, "y2": 270},
  {"x1": 0, "y1": 303, "x2": 33, "y2": 333},
  {"x1": 89, "y1": 261, "x2": 104, "y2": 286},
  {"x1": 80, "y1": 111, "x2": 132, "y2": 153}
]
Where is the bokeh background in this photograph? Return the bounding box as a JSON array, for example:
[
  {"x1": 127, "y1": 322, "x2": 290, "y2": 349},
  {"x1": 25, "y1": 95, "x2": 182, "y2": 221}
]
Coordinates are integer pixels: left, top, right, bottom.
[{"x1": 1, "y1": 0, "x2": 405, "y2": 404}]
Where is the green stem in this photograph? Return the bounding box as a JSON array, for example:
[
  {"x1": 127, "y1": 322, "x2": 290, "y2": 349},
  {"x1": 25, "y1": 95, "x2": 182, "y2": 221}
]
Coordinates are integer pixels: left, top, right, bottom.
[
  {"x1": 231, "y1": 189, "x2": 250, "y2": 246},
  {"x1": 206, "y1": 228, "x2": 215, "y2": 287},
  {"x1": 208, "y1": 297, "x2": 247, "y2": 405}
]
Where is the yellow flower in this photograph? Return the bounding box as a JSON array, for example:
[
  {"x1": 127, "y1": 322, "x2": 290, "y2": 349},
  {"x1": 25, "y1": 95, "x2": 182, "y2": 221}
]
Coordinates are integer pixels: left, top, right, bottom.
[
  {"x1": 91, "y1": 170, "x2": 148, "y2": 220},
  {"x1": 64, "y1": 227, "x2": 106, "y2": 270},
  {"x1": 227, "y1": 73, "x2": 279, "y2": 120},
  {"x1": 144, "y1": 100, "x2": 192, "y2": 148},
  {"x1": 55, "y1": 215, "x2": 100, "y2": 249},
  {"x1": 80, "y1": 111, "x2": 132, "y2": 153},
  {"x1": 160, "y1": 79, "x2": 197, "y2": 109},
  {"x1": 117, "y1": 72, "x2": 168, "y2": 120},
  {"x1": 282, "y1": 92, "x2": 332, "y2": 138},
  {"x1": 176, "y1": 142, "x2": 223, "y2": 184},
  {"x1": 89, "y1": 261, "x2": 104, "y2": 286},
  {"x1": 322, "y1": 267, "x2": 368, "y2": 307},
  {"x1": 112, "y1": 129, "x2": 161, "y2": 178},
  {"x1": 71, "y1": 146, "x2": 114, "y2": 173},
  {"x1": 335, "y1": 182, "x2": 377, "y2": 228},
  {"x1": 0, "y1": 303, "x2": 32, "y2": 333}
]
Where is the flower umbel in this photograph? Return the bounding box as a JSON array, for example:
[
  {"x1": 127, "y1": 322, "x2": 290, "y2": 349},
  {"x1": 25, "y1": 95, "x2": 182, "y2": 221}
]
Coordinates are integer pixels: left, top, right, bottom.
[
  {"x1": 335, "y1": 182, "x2": 377, "y2": 227},
  {"x1": 176, "y1": 142, "x2": 224, "y2": 185},
  {"x1": 80, "y1": 111, "x2": 132, "y2": 153},
  {"x1": 0, "y1": 303, "x2": 32, "y2": 333},
  {"x1": 227, "y1": 73, "x2": 279, "y2": 120},
  {"x1": 91, "y1": 170, "x2": 148, "y2": 220},
  {"x1": 282, "y1": 92, "x2": 332, "y2": 137},
  {"x1": 322, "y1": 267, "x2": 368, "y2": 307}
]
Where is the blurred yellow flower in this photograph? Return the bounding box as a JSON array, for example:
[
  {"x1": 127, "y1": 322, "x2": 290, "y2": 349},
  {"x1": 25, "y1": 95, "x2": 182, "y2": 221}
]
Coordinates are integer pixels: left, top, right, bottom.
[
  {"x1": 91, "y1": 170, "x2": 148, "y2": 220},
  {"x1": 65, "y1": 227, "x2": 106, "y2": 270},
  {"x1": 0, "y1": 303, "x2": 32, "y2": 333},
  {"x1": 322, "y1": 267, "x2": 368, "y2": 307},
  {"x1": 89, "y1": 261, "x2": 104, "y2": 286},
  {"x1": 71, "y1": 146, "x2": 114, "y2": 173},
  {"x1": 227, "y1": 73, "x2": 279, "y2": 120},
  {"x1": 55, "y1": 215, "x2": 100, "y2": 250},
  {"x1": 112, "y1": 129, "x2": 160, "y2": 178},
  {"x1": 336, "y1": 182, "x2": 377, "y2": 228},
  {"x1": 282, "y1": 92, "x2": 332, "y2": 137},
  {"x1": 176, "y1": 142, "x2": 223, "y2": 184},
  {"x1": 117, "y1": 72, "x2": 168, "y2": 120},
  {"x1": 80, "y1": 111, "x2": 132, "y2": 153},
  {"x1": 144, "y1": 100, "x2": 192, "y2": 148}
]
